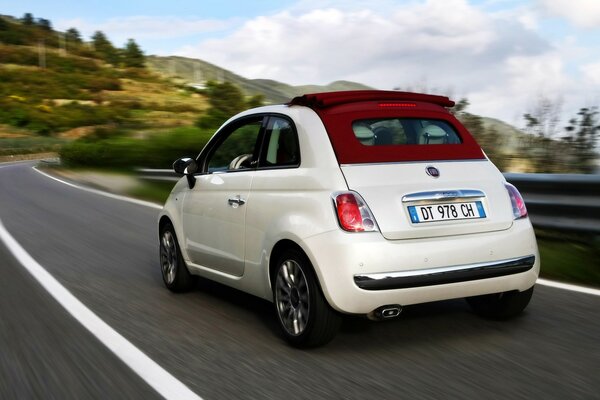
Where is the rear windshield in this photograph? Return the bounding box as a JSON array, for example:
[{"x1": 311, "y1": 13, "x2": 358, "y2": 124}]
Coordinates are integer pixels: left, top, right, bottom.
[
  {"x1": 352, "y1": 118, "x2": 462, "y2": 146},
  {"x1": 315, "y1": 105, "x2": 484, "y2": 164}
]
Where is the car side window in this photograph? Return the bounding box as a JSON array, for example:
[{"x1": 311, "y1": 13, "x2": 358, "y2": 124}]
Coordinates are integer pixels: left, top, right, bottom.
[
  {"x1": 259, "y1": 116, "x2": 300, "y2": 168},
  {"x1": 206, "y1": 119, "x2": 263, "y2": 173}
]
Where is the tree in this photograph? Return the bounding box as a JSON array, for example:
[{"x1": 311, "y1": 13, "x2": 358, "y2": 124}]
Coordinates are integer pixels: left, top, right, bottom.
[
  {"x1": 246, "y1": 94, "x2": 265, "y2": 108},
  {"x1": 122, "y1": 38, "x2": 145, "y2": 68},
  {"x1": 196, "y1": 81, "x2": 247, "y2": 129},
  {"x1": 91, "y1": 31, "x2": 119, "y2": 65},
  {"x1": 21, "y1": 13, "x2": 34, "y2": 26},
  {"x1": 522, "y1": 96, "x2": 562, "y2": 138},
  {"x1": 453, "y1": 98, "x2": 508, "y2": 170},
  {"x1": 36, "y1": 18, "x2": 52, "y2": 31},
  {"x1": 522, "y1": 95, "x2": 564, "y2": 172},
  {"x1": 65, "y1": 27, "x2": 82, "y2": 43},
  {"x1": 563, "y1": 107, "x2": 600, "y2": 173}
]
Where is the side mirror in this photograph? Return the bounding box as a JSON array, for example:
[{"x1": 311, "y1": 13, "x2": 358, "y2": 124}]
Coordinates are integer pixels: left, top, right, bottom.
[
  {"x1": 173, "y1": 157, "x2": 198, "y2": 175},
  {"x1": 173, "y1": 157, "x2": 198, "y2": 188}
]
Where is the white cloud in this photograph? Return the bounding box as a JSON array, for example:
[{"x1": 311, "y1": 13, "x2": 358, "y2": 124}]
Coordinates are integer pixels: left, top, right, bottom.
[
  {"x1": 581, "y1": 61, "x2": 600, "y2": 85},
  {"x1": 537, "y1": 0, "x2": 600, "y2": 28},
  {"x1": 174, "y1": 0, "x2": 574, "y2": 122},
  {"x1": 176, "y1": 0, "x2": 541, "y2": 86}
]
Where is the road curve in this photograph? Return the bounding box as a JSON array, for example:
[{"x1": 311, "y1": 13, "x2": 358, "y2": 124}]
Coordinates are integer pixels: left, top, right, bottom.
[{"x1": 0, "y1": 161, "x2": 598, "y2": 399}]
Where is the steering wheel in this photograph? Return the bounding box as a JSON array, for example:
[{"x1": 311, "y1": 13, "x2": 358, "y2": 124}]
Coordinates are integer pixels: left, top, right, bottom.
[{"x1": 228, "y1": 154, "x2": 253, "y2": 170}]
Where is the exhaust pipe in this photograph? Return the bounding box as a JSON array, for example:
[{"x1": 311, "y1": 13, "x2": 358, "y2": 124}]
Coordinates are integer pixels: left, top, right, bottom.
[{"x1": 368, "y1": 305, "x2": 403, "y2": 320}]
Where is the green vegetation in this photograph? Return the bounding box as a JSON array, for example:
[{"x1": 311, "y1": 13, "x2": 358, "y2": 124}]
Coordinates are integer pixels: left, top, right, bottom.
[
  {"x1": 0, "y1": 135, "x2": 65, "y2": 156},
  {"x1": 60, "y1": 126, "x2": 212, "y2": 169},
  {"x1": 196, "y1": 81, "x2": 264, "y2": 129},
  {"x1": 0, "y1": 12, "x2": 208, "y2": 159},
  {"x1": 454, "y1": 99, "x2": 599, "y2": 173},
  {"x1": 128, "y1": 180, "x2": 176, "y2": 204},
  {"x1": 0, "y1": 13, "x2": 158, "y2": 136},
  {"x1": 536, "y1": 232, "x2": 600, "y2": 287}
]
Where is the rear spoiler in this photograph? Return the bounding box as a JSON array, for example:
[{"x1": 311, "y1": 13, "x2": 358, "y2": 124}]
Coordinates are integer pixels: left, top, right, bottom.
[{"x1": 288, "y1": 90, "x2": 455, "y2": 109}]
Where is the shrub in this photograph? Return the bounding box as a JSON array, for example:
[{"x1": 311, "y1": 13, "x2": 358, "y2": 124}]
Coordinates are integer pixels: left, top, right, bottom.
[{"x1": 60, "y1": 126, "x2": 214, "y2": 169}]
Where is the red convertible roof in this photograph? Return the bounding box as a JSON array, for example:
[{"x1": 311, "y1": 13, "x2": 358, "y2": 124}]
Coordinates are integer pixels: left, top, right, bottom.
[
  {"x1": 288, "y1": 90, "x2": 455, "y2": 109},
  {"x1": 288, "y1": 90, "x2": 484, "y2": 164}
]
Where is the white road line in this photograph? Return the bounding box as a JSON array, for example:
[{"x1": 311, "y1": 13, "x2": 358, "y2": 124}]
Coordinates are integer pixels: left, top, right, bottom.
[
  {"x1": 32, "y1": 166, "x2": 163, "y2": 210},
  {"x1": 0, "y1": 220, "x2": 203, "y2": 400},
  {"x1": 28, "y1": 164, "x2": 600, "y2": 297},
  {"x1": 537, "y1": 278, "x2": 600, "y2": 296}
]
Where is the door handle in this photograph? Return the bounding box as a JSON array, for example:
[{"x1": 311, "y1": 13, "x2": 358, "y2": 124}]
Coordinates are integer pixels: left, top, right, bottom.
[{"x1": 228, "y1": 196, "x2": 246, "y2": 207}]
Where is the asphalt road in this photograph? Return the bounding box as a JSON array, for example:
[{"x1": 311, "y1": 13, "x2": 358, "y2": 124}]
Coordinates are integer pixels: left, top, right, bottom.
[{"x1": 0, "y1": 161, "x2": 599, "y2": 399}]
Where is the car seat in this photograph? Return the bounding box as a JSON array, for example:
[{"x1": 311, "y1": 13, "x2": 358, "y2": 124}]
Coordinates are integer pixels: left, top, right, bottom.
[
  {"x1": 418, "y1": 125, "x2": 448, "y2": 144},
  {"x1": 354, "y1": 124, "x2": 375, "y2": 145}
]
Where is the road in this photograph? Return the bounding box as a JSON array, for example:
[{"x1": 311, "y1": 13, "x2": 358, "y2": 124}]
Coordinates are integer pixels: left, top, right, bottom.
[{"x1": 0, "y1": 161, "x2": 598, "y2": 399}]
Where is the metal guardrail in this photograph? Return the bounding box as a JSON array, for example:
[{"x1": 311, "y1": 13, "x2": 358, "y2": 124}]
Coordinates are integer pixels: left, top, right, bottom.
[
  {"x1": 504, "y1": 173, "x2": 600, "y2": 233},
  {"x1": 137, "y1": 168, "x2": 178, "y2": 182},
  {"x1": 137, "y1": 169, "x2": 600, "y2": 233}
]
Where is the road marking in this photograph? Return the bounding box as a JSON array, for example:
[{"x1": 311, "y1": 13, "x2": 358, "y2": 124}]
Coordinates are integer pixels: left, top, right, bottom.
[
  {"x1": 27, "y1": 164, "x2": 600, "y2": 297},
  {"x1": 32, "y1": 166, "x2": 163, "y2": 210},
  {"x1": 0, "y1": 220, "x2": 203, "y2": 400},
  {"x1": 537, "y1": 278, "x2": 600, "y2": 296}
]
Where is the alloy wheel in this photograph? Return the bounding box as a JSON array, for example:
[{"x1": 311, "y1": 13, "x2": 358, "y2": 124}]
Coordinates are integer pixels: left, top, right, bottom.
[{"x1": 275, "y1": 259, "x2": 310, "y2": 336}]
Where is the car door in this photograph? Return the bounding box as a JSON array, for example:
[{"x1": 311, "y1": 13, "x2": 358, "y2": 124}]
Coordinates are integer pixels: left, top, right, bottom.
[{"x1": 182, "y1": 115, "x2": 265, "y2": 277}]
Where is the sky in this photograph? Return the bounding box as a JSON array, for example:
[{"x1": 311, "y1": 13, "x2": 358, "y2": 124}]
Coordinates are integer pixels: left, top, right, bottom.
[{"x1": 2, "y1": 0, "x2": 600, "y2": 128}]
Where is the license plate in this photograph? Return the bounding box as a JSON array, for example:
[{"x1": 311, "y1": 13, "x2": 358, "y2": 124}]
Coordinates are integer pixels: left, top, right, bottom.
[{"x1": 408, "y1": 201, "x2": 486, "y2": 223}]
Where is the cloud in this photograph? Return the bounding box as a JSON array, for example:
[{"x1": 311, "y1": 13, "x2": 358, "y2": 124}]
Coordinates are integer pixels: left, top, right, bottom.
[
  {"x1": 177, "y1": 0, "x2": 548, "y2": 86},
  {"x1": 581, "y1": 61, "x2": 600, "y2": 85},
  {"x1": 175, "y1": 0, "x2": 569, "y2": 122},
  {"x1": 537, "y1": 0, "x2": 600, "y2": 28}
]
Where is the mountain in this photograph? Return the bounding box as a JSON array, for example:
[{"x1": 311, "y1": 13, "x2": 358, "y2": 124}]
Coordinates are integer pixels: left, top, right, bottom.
[{"x1": 146, "y1": 55, "x2": 373, "y2": 103}]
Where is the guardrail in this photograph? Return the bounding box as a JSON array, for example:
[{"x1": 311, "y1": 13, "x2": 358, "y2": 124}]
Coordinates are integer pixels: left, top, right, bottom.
[
  {"x1": 137, "y1": 169, "x2": 600, "y2": 233},
  {"x1": 504, "y1": 173, "x2": 600, "y2": 233}
]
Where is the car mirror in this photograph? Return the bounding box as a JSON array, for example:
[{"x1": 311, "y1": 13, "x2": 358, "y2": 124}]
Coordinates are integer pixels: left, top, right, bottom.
[
  {"x1": 173, "y1": 157, "x2": 198, "y2": 189},
  {"x1": 173, "y1": 157, "x2": 198, "y2": 175}
]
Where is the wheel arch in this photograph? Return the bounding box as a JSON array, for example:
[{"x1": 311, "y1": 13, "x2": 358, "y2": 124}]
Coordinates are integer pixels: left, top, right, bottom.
[
  {"x1": 158, "y1": 215, "x2": 172, "y2": 237},
  {"x1": 268, "y1": 239, "x2": 326, "y2": 297}
]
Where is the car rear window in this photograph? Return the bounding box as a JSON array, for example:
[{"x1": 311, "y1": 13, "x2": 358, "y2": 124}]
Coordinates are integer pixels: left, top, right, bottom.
[
  {"x1": 352, "y1": 118, "x2": 462, "y2": 146},
  {"x1": 313, "y1": 102, "x2": 485, "y2": 164}
]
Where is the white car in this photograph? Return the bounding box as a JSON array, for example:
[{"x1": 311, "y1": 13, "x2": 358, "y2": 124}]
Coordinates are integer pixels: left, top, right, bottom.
[{"x1": 158, "y1": 91, "x2": 539, "y2": 347}]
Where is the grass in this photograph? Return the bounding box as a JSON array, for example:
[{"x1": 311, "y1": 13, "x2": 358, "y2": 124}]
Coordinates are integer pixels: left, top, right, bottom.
[
  {"x1": 536, "y1": 232, "x2": 600, "y2": 288},
  {"x1": 128, "y1": 180, "x2": 175, "y2": 204}
]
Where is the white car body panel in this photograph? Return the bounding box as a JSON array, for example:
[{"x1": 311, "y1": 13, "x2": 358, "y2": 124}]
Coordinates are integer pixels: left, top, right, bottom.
[
  {"x1": 340, "y1": 160, "x2": 514, "y2": 240},
  {"x1": 303, "y1": 219, "x2": 539, "y2": 314},
  {"x1": 182, "y1": 171, "x2": 252, "y2": 276}
]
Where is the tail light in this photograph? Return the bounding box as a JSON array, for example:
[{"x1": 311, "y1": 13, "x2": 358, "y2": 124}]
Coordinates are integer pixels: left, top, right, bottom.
[
  {"x1": 333, "y1": 192, "x2": 379, "y2": 232},
  {"x1": 505, "y1": 183, "x2": 528, "y2": 219}
]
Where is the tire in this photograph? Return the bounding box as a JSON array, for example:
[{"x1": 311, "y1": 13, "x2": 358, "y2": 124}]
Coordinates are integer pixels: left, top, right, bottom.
[
  {"x1": 466, "y1": 286, "x2": 534, "y2": 320},
  {"x1": 273, "y1": 248, "x2": 341, "y2": 348},
  {"x1": 159, "y1": 222, "x2": 197, "y2": 292}
]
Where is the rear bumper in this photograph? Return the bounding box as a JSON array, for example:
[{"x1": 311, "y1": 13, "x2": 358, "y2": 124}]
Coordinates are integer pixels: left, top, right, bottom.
[
  {"x1": 302, "y1": 218, "x2": 540, "y2": 314},
  {"x1": 354, "y1": 255, "x2": 535, "y2": 290}
]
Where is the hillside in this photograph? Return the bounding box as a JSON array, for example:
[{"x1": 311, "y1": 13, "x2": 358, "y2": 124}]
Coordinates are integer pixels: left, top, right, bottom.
[
  {"x1": 0, "y1": 14, "x2": 208, "y2": 155},
  {"x1": 146, "y1": 55, "x2": 373, "y2": 103}
]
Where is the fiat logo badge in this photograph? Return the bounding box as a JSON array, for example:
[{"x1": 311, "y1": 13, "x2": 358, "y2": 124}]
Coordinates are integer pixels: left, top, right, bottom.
[{"x1": 426, "y1": 166, "x2": 440, "y2": 178}]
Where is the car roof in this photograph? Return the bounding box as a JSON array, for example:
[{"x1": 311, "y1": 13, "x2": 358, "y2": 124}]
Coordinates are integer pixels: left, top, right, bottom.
[
  {"x1": 288, "y1": 90, "x2": 455, "y2": 109},
  {"x1": 284, "y1": 90, "x2": 484, "y2": 164}
]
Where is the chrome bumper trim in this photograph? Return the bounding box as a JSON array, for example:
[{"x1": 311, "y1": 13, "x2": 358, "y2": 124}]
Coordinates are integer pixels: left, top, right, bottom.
[
  {"x1": 401, "y1": 189, "x2": 485, "y2": 203},
  {"x1": 354, "y1": 255, "x2": 536, "y2": 291}
]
